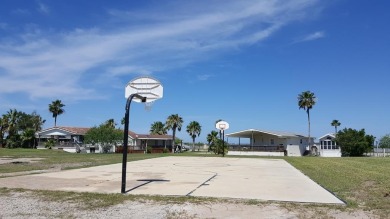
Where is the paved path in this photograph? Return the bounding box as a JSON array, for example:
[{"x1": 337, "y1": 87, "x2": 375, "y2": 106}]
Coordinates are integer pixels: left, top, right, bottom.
[{"x1": 0, "y1": 157, "x2": 344, "y2": 204}]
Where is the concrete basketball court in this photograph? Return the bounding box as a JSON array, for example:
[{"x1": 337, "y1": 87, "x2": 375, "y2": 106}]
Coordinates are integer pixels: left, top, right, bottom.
[{"x1": 0, "y1": 156, "x2": 343, "y2": 204}]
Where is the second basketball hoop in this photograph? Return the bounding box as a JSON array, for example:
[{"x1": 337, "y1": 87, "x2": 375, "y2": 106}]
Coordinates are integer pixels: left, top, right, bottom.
[{"x1": 216, "y1": 121, "x2": 229, "y2": 131}]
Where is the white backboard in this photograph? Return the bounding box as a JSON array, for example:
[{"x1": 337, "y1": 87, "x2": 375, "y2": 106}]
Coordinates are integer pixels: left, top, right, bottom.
[
  {"x1": 125, "y1": 76, "x2": 163, "y2": 103},
  {"x1": 216, "y1": 121, "x2": 229, "y2": 130}
]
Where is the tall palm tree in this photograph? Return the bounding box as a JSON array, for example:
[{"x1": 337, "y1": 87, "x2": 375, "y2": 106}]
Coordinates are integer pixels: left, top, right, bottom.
[
  {"x1": 165, "y1": 114, "x2": 183, "y2": 153},
  {"x1": 331, "y1": 119, "x2": 341, "y2": 134},
  {"x1": 298, "y1": 91, "x2": 316, "y2": 152},
  {"x1": 186, "y1": 121, "x2": 202, "y2": 152},
  {"x1": 150, "y1": 121, "x2": 167, "y2": 135},
  {"x1": 49, "y1": 100, "x2": 65, "y2": 127}
]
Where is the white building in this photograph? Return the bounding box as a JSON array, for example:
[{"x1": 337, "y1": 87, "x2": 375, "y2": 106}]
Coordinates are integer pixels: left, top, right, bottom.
[
  {"x1": 318, "y1": 133, "x2": 341, "y2": 157},
  {"x1": 226, "y1": 129, "x2": 313, "y2": 156}
]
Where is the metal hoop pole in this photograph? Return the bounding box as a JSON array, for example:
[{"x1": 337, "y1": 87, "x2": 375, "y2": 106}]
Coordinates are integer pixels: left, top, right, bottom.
[
  {"x1": 121, "y1": 93, "x2": 145, "y2": 194},
  {"x1": 222, "y1": 130, "x2": 225, "y2": 157}
]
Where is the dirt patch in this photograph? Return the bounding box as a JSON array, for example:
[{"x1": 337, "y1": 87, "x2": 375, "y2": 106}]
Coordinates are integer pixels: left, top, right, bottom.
[
  {"x1": 0, "y1": 157, "x2": 45, "y2": 165},
  {"x1": 0, "y1": 191, "x2": 379, "y2": 219}
]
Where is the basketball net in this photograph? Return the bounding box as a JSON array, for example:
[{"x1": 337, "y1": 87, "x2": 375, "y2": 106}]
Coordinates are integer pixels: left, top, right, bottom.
[{"x1": 144, "y1": 100, "x2": 154, "y2": 111}]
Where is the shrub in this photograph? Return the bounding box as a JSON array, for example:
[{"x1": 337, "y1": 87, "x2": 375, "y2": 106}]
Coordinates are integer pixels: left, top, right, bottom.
[
  {"x1": 45, "y1": 139, "x2": 55, "y2": 149},
  {"x1": 335, "y1": 128, "x2": 374, "y2": 156}
]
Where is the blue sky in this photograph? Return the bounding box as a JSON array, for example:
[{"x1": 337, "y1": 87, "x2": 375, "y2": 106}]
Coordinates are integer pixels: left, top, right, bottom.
[{"x1": 1, "y1": 0, "x2": 389, "y2": 143}]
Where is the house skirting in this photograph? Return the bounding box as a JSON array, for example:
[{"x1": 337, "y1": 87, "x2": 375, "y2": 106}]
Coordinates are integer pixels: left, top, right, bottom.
[{"x1": 228, "y1": 151, "x2": 284, "y2": 156}]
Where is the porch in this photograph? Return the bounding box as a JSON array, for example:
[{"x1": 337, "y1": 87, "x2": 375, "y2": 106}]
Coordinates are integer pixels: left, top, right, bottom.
[{"x1": 229, "y1": 144, "x2": 285, "y2": 152}]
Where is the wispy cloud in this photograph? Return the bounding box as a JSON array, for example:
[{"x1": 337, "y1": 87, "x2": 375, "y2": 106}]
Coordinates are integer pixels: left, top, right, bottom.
[
  {"x1": 11, "y1": 9, "x2": 30, "y2": 15},
  {"x1": 37, "y1": 1, "x2": 50, "y2": 14},
  {"x1": 0, "y1": 0, "x2": 322, "y2": 102},
  {"x1": 197, "y1": 74, "x2": 213, "y2": 81},
  {"x1": 0, "y1": 22, "x2": 7, "y2": 30},
  {"x1": 294, "y1": 31, "x2": 325, "y2": 43}
]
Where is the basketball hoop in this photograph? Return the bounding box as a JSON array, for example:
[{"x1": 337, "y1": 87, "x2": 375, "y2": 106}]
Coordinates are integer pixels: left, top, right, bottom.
[
  {"x1": 216, "y1": 121, "x2": 229, "y2": 131},
  {"x1": 144, "y1": 100, "x2": 155, "y2": 111},
  {"x1": 122, "y1": 76, "x2": 163, "y2": 194},
  {"x1": 125, "y1": 76, "x2": 163, "y2": 103}
]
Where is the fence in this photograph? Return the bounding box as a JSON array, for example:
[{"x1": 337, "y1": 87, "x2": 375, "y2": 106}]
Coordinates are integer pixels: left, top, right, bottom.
[{"x1": 364, "y1": 148, "x2": 390, "y2": 157}]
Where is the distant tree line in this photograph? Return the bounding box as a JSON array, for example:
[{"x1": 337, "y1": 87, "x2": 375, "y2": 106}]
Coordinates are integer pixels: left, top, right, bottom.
[
  {"x1": 0, "y1": 109, "x2": 45, "y2": 148},
  {"x1": 1, "y1": 99, "x2": 65, "y2": 149}
]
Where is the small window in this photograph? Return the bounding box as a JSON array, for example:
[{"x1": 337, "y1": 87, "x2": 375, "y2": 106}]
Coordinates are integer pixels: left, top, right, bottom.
[
  {"x1": 270, "y1": 139, "x2": 274, "y2": 145},
  {"x1": 300, "y1": 139, "x2": 303, "y2": 144}
]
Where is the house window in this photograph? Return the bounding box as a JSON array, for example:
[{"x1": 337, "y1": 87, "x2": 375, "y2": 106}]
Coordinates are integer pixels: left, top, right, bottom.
[
  {"x1": 300, "y1": 139, "x2": 303, "y2": 144},
  {"x1": 270, "y1": 139, "x2": 274, "y2": 145}
]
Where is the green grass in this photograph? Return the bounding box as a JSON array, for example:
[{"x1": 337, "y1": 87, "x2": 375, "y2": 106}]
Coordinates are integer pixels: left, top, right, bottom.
[
  {"x1": 1, "y1": 149, "x2": 389, "y2": 217},
  {"x1": 0, "y1": 148, "x2": 167, "y2": 173},
  {"x1": 284, "y1": 156, "x2": 390, "y2": 216}
]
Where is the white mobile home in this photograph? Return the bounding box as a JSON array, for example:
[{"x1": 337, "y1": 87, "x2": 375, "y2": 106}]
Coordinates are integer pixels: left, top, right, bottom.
[
  {"x1": 318, "y1": 133, "x2": 341, "y2": 157},
  {"x1": 226, "y1": 129, "x2": 313, "y2": 156}
]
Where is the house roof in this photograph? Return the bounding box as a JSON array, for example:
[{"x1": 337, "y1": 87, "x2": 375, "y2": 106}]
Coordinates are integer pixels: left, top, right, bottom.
[
  {"x1": 319, "y1": 133, "x2": 336, "y2": 140},
  {"x1": 37, "y1": 126, "x2": 172, "y2": 140},
  {"x1": 226, "y1": 129, "x2": 306, "y2": 138},
  {"x1": 36, "y1": 126, "x2": 90, "y2": 135},
  {"x1": 136, "y1": 134, "x2": 172, "y2": 140}
]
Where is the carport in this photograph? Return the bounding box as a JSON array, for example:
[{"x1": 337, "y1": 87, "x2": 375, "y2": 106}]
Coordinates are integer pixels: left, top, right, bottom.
[{"x1": 226, "y1": 129, "x2": 309, "y2": 156}]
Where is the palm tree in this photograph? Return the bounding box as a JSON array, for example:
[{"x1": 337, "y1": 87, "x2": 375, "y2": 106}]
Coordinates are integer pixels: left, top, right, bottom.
[
  {"x1": 31, "y1": 111, "x2": 46, "y2": 132},
  {"x1": 150, "y1": 121, "x2": 167, "y2": 135},
  {"x1": 31, "y1": 112, "x2": 46, "y2": 148},
  {"x1": 207, "y1": 130, "x2": 218, "y2": 153},
  {"x1": 186, "y1": 121, "x2": 202, "y2": 152},
  {"x1": 48, "y1": 100, "x2": 65, "y2": 127},
  {"x1": 21, "y1": 128, "x2": 35, "y2": 148},
  {"x1": 215, "y1": 119, "x2": 222, "y2": 139},
  {"x1": 104, "y1": 119, "x2": 116, "y2": 129},
  {"x1": 298, "y1": 91, "x2": 316, "y2": 152},
  {"x1": 165, "y1": 114, "x2": 183, "y2": 153},
  {"x1": 207, "y1": 131, "x2": 218, "y2": 145},
  {"x1": 5, "y1": 109, "x2": 21, "y2": 148},
  {"x1": 331, "y1": 119, "x2": 341, "y2": 134},
  {"x1": 0, "y1": 114, "x2": 9, "y2": 147},
  {"x1": 6, "y1": 109, "x2": 19, "y2": 137}
]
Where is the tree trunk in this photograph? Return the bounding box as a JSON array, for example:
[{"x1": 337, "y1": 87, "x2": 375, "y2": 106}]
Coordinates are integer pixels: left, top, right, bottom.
[
  {"x1": 172, "y1": 128, "x2": 176, "y2": 153},
  {"x1": 192, "y1": 137, "x2": 195, "y2": 152},
  {"x1": 307, "y1": 109, "x2": 311, "y2": 152}
]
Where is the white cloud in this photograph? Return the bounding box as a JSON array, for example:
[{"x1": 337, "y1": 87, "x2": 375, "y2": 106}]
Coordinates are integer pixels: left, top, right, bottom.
[
  {"x1": 197, "y1": 74, "x2": 213, "y2": 81},
  {"x1": 37, "y1": 2, "x2": 50, "y2": 14},
  {"x1": 0, "y1": 0, "x2": 322, "y2": 102},
  {"x1": 0, "y1": 23, "x2": 8, "y2": 30},
  {"x1": 294, "y1": 31, "x2": 325, "y2": 43}
]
